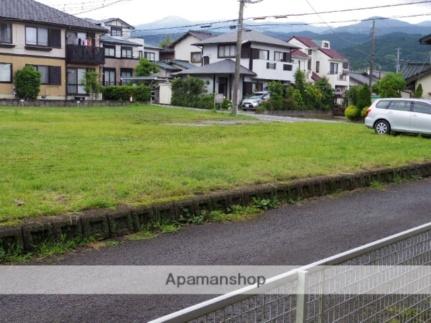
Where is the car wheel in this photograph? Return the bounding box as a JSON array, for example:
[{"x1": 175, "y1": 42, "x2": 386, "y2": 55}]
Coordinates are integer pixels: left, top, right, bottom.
[{"x1": 374, "y1": 120, "x2": 390, "y2": 135}]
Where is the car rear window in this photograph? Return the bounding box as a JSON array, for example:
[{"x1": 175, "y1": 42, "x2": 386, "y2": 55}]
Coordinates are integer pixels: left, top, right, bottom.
[
  {"x1": 388, "y1": 101, "x2": 411, "y2": 112},
  {"x1": 376, "y1": 100, "x2": 391, "y2": 109},
  {"x1": 413, "y1": 102, "x2": 431, "y2": 115}
]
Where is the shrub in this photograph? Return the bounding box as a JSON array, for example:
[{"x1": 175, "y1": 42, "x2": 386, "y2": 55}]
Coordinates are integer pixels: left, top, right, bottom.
[
  {"x1": 221, "y1": 99, "x2": 232, "y2": 110},
  {"x1": 102, "y1": 84, "x2": 151, "y2": 102},
  {"x1": 314, "y1": 78, "x2": 334, "y2": 110},
  {"x1": 356, "y1": 85, "x2": 371, "y2": 109},
  {"x1": 345, "y1": 105, "x2": 362, "y2": 121},
  {"x1": 195, "y1": 94, "x2": 215, "y2": 110},
  {"x1": 14, "y1": 65, "x2": 41, "y2": 100},
  {"x1": 415, "y1": 84, "x2": 423, "y2": 98},
  {"x1": 84, "y1": 71, "x2": 102, "y2": 100},
  {"x1": 171, "y1": 77, "x2": 210, "y2": 109}
]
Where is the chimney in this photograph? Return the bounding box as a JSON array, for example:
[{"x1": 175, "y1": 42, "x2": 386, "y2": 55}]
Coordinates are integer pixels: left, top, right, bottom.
[{"x1": 321, "y1": 41, "x2": 331, "y2": 49}]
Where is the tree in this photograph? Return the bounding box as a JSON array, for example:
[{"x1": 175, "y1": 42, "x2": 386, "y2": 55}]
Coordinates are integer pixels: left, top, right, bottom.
[
  {"x1": 415, "y1": 84, "x2": 424, "y2": 98},
  {"x1": 356, "y1": 85, "x2": 371, "y2": 109},
  {"x1": 83, "y1": 71, "x2": 102, "y2": 100},
  {"x1": 135, "y1": 58, "x2": 159, "y2": 77},
  {"x1": 14, "y1": 65, "x2": 41, "y2": 100},
  {"x1": 267, "y1": 81, "x2": 287, "y2": 110},
  {"x1": 314, "y1": 78, "x2": 334, "y2": 110},
  {"x1": 374, "y1": 73, "x2": 406, "y2": 98},
  {"x1": 159, "y1": 36, "x2": 173, "y2": 49},
  {"x1": 294, "y1": 69, "x2": 306, "y2": 96}
]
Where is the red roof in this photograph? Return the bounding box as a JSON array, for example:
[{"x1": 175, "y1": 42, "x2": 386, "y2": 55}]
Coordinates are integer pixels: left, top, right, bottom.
[
  {"x1": 319, "y1": 48, "x2": 346, "y2": 60},
  {"x1": 290, "y1": 36, "x2": 318, "y2": 48},
  {"x1": 291, "y1": 49, "x2": 308, "y2": 59}
]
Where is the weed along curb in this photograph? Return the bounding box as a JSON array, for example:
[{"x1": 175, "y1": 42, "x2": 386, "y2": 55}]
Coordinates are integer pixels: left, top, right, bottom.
[{"x1": 1, "y1": 162, "x2": 431, "y2": 258}]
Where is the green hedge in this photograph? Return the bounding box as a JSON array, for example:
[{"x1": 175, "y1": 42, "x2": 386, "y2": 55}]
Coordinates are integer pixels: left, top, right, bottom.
[{"x1": 102, "y1": 85, "x2": 151, "y2": 102}]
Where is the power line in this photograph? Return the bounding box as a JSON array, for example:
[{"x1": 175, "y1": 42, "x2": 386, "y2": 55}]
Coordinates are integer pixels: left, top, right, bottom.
[{"x1": 134, "y1": 1, "x2": 431, "y2": 32}]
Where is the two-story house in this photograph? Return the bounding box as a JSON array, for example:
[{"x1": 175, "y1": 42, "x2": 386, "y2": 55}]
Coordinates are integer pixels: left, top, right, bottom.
[
  {"x1": 0, "y1": 0, "x2": 106, "y2": 100},
  {"x1": 177, "y1": 30, "x2": 301, "y2": 100},
  {"x1": 167, "y1": 31, "x2": 214, "y2": 65},
  {"x1": 287, "y1": 36, "x2": 350, "y2": 101}
]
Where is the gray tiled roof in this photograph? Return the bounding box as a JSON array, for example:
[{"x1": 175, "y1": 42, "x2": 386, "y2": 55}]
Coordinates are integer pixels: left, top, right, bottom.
[
  {"x1": 170, "y1": 30, "x2": 214, "y2": 48},
  {"x1": 0, "y1": 0, "x2": 106, "y2": 32},
  {"x1": 195, "y1": 30, "x2": 299, "y2": 49},
  {"x1": 176, "y1": 59, "x2": 256, "y2": 76},
  {"x1": 401, "y1": 62, "x2": 431, "y2": 81}
]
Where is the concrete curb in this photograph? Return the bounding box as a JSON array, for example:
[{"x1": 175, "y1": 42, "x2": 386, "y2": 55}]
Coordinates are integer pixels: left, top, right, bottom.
[{"x1": 1, "y1": 162, "x2": 431, "y2": 254}]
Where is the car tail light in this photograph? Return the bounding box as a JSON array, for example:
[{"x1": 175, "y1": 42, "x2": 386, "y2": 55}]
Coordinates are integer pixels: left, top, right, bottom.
[{"x1": 364, "y1": 107, "x2": 372, "y2": 118}]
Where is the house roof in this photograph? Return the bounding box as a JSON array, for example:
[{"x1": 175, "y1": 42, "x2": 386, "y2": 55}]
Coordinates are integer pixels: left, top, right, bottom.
[
  {"x1": 101, "y1": 35, "x2": 142, "y2": 47},
  {"x1": 420, "y1": 34, "x2": 431, "y2": 45},
  {"x1": 176, "y1": 59, "x2": 256, "y2": 76},
  {"x1": 350, "y1": 72, "x2": 377, "y2": 86},
  {"x1": 102, "y1": 18, "x2": 135, "y2": 30},
  {"x1": 195, "y1": 30, "x2": 299, "y2": 49},
  {"x1": 401, "y1": 62, "x2": 431, "y2": 82},
  {"x1": 157, "y1": 60, "x2": 195, "y2": 71},
  {"x1": 311, "y1": 72, "x2": 321, "y2": 81},
  {"x1": 169, "y1": 30, "x2": 214, "y2": 48},
  {"x1": 0, "y1": 0, "x2": 106, "y2": 32},
  {"x1": 291, "y1": 49, "x2": 308, "y2": 59},
  {"x1": 288, "y1": 36, "x2": 318, "y2": 49},
  {"x1": 319, "y1": 48, "x2": 346, "y2": 61}
]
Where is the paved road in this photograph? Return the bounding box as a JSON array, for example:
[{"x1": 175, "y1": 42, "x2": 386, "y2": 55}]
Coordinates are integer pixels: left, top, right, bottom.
[
  {"x1": 239, "y1": 111, "x2": 343, "y2": 123},
  {"x1": 2, "y1": 179, "x2": 431, "y2": 322}
]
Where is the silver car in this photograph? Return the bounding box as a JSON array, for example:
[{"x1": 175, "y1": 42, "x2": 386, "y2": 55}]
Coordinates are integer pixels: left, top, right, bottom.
[
  {"x1": 365, "y1": 98, "x2": 431, "y2": 135},
  {"x1": 241, "y1": 92, "x2": 270, "y2": 111}
]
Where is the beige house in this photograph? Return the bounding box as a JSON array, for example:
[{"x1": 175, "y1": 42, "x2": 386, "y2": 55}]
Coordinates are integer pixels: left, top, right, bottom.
[{"x1": 0, "y1": 0, "x2": 106, "y2": 100}]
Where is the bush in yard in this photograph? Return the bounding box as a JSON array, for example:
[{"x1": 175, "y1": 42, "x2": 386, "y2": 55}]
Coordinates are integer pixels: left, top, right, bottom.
[
  {"x1": 83, "y1": 71, "x2": 102, "y2": 100},
  {"x1": 171, "y1": 77, "x2": 210, "y2": 109},
  {"x1": 374, "y1": 73, "x2": 406, "y2": 98},
  {"x1": 415, "y1": 84, "x2": 423, "y2": 98},
  {"x1": 102, "y1": 85, "x2": 151, "y2": 102},
  {"x1": 356, "y1": 85, "x2": 371, "y2": 110},
  {"x1": 14, "y1": 65, "x2": 41, "y2": 100},
  {"x1": 304, "y1": 84, "x2": 323, "y2": 109},
  {"x1": 344, "y1": 105, "x2": 362, "y2": 121}
]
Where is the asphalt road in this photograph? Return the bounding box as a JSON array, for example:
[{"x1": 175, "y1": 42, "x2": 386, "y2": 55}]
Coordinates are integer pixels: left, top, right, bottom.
[{"x1": 2, "y1": 178, "x2": 431, "y2": 322}]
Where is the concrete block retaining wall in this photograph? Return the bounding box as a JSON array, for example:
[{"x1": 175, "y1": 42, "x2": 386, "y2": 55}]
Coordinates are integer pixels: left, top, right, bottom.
[{"x1": 1, "y1": 162, "x2": 431, "y2": 254}]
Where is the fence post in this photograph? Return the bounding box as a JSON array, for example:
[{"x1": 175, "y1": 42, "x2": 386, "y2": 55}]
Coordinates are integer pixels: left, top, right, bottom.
[{"x1": 295, "y1": 270, "x2": 307, "y2": 323}]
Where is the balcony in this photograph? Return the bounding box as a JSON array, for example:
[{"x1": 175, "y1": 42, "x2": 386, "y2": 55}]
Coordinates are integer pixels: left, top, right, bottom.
[{"x1": 66, "y1": 45, "x2": 105, "y2": 65}]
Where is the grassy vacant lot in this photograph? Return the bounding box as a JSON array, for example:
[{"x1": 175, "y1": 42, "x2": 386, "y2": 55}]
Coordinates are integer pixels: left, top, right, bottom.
[{"x1": 1, "y1": 105, "x2": 430, "y2": 225}]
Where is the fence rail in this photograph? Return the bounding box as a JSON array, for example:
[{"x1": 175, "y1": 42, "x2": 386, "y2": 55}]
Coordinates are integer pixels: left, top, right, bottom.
[{"x1": 150, "y1": 222, "x2": 431, "y2": 323}]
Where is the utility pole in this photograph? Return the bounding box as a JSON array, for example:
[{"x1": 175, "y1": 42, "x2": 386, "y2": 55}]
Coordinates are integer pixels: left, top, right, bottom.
[
  {"x1": 369, "y1": 19, "x2": 376, "y2": 91},
  {"x1": 396, "y1": 48, "x2": 401, "y2": 73},
  {"x1": 232, "y1": 0, "x2": 263, "y2": 115}
]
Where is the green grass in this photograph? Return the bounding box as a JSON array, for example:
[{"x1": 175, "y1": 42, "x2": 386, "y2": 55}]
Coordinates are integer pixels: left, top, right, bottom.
[{"x1": 1, "y1": 104, "x2": 431, "y2": 225}]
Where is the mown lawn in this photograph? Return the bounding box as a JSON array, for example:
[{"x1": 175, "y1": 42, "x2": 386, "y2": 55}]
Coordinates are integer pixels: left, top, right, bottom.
[{"x1": 1, "y1": 105, "x2": 430, "y2": 224}]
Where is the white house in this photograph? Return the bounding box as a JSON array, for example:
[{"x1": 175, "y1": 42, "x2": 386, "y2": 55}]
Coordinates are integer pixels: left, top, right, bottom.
[
  {"x1": 168, "y1": 31, "x2": 214, "y2": 65},
  {"x1": 176, "y1": 30, "x2": 301, "y2": 101},
  {"x1": 287, "y1": 36, "x2": 350, "y2": 100}
]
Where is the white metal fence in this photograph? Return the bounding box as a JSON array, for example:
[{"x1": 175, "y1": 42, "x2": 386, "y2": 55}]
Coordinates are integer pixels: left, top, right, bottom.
[{"x1": 150, "y1": 222, "x2": 431, "y2": 323}]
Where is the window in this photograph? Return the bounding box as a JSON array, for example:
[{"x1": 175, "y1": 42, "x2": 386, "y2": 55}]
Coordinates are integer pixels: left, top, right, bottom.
[
  {"x1": 121, "y1": 47, "x2": 133, "y2": 58},
  {"x1": 103, "y1": 68, "x2": 116, "y2": 86},
  {"x1": 144, "y1": 52, "x2": 156, "y2": 62},
  {"x1": 322, "y1": 42, "x2": 330, "y2": 48},
  {"x1": 283, "y1": 64, "x2": 293, "y2": 71},
  {"x1": 26, "y1": 26, "x2": 49, "y2": 46},
  {"x1": 104, "y1": 45, "x2": 116, "y2": 58},
  {"x1": 111, "y1": 26, "x2": 122, "y2": 37},
  {"x1": 0, "y1": 23, "x2": 12, "y2": 44},
  {"x1": 413, "y1": 102, "x2": 431, "y2": 115},
  {"x1": 316, "y1": 61, "x2": 320, "y2": 73},
  {"x1": 139, "y1": 50, "x2": 144, "y2": 59},
  {"x1": 191, "y1": 52, "x2": 202, "y2": 64},
  {"x1": 274, "y1": 51, "x2": 290, "y2": 62},
  {"x1": 308, "y1": 49, "x2": 312, "y2": 55},
  {"x1": 120, "y1": 68, "x2": 133, "y2": 84},
  {"x1": 0, "y1": 63, "x2": 12, "y2": 83},
  {"x1": 218, "y1": 45, "x2": 236, "y2": 58},
  {"x1": 266, "y1": 62, "x2": 276, "y2": 70},
  {"x1": 257, "y1": 50, "x2": 269, "y2": 60},
  {"x1": 330, "y1": 62, "x2": 339, "y2": 75},
  {"x1": 376, "y1": 100, "x2": 391, "y2": 110},
  {"x1": 203, "y1": 56, "x2": 210, "y2": 65},
  {"x1": 32, "y1": 65, "x2": 61, "y2": 85},
  {"x1": 388, "y1": 101, "x2": 411, "y2": 112},
  {"x1": 67, "y1": 68, "x2": 89, "y2": 95},
  {"x1": 307, "y1": 59, "x2": 312, "y2": 71},
  {"x1": 343, "y1": 62, "x2": 349, "y2": 70}
]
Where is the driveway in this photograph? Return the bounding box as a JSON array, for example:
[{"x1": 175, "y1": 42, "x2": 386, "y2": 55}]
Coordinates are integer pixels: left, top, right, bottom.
[{"x1": 2, "y1": 179, "x2": 431, "y2": 322}]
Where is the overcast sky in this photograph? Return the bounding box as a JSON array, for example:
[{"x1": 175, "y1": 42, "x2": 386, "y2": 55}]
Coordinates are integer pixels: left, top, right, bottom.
[{"x1": 40, "y1": 0, "x2": 431, "y2": 26}]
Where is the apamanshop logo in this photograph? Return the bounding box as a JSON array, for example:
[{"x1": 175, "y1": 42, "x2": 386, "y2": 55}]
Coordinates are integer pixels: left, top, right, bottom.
[{"x1": 166, "y1": 273, "x2": 267, "y2": 288}]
